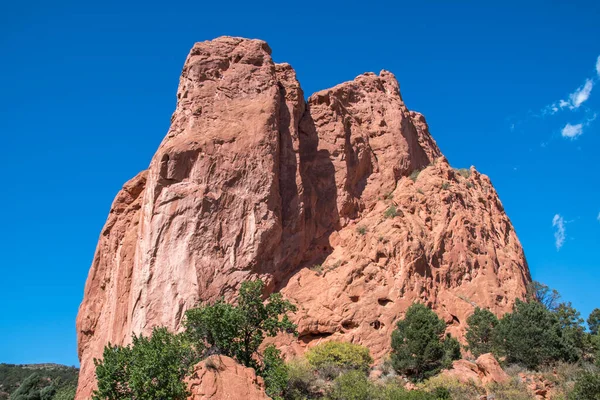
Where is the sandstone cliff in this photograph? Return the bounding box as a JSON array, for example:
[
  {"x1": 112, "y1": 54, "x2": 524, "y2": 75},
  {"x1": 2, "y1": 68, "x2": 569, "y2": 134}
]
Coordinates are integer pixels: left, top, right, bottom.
[{"x1": 75, "y1": 36, "x2": 530, "y2": 399}]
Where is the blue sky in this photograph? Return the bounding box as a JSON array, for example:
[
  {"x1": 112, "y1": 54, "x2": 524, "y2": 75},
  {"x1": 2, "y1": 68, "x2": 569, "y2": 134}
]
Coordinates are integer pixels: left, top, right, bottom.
[{"x1": 0, "y1": 0, "x2": 598, "y2": 366}]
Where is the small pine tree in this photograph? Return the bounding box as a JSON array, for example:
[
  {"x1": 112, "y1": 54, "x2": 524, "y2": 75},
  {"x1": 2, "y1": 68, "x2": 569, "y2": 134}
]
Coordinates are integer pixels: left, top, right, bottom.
[
  {"x1": 391, "y1": 303, "x2": 459, "y2": 381},
  {"x1": 588, "y1": 308, "x2": 600, "y2": 335},
  {"x1": 465, "y1": 307, "x2": 499, "y2": 357},
  {"x1": 493, "y1": 299, "x2": 569, "y2": 369}
]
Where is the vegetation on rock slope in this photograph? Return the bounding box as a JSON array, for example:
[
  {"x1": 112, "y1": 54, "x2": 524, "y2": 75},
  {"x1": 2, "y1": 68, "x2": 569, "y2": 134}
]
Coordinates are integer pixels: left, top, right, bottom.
[
  {"x1": 88, "y1": 280, "x2": 600, "y2": 399},
  {"x1": 0, "y1": 364, "x2": 78, "y2": 400}
]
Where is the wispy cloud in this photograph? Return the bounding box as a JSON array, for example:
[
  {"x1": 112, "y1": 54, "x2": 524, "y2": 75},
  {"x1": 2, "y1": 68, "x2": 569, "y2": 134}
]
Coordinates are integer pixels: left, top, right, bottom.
[
  {"x1": 560, "y1": 113, "x2": 597, "y2": 139},
  {"x1": 597, "y1": 211, "x2": 600, "y2": 222},
  {"x1": 552, "y1": 214, "x2": 566, "y2": 250},
  {"x1": 569, "y1": 79, "x2": 594, "y2": 109},
  {"x1": 546, "y1": 79, "x2": 594, "y2": 114},
  {"x1": 596, "y1": 56, "x2": 600, "y2": 76},
  {"x1": 561, "y1": 123, "x2": 583, "y2": 139}
]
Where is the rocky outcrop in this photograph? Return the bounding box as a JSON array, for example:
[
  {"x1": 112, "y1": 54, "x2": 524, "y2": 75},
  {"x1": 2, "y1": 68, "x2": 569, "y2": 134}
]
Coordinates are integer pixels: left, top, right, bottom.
[
  {"x1": 442, "y1": 353, "x2": 509, "y2": 386},
  {"x1": 75, "y1": 36, "x2": 530, "y2": 399},
  {"x1": 186, "y1": 356, "x2": 270, "y2": 400}
]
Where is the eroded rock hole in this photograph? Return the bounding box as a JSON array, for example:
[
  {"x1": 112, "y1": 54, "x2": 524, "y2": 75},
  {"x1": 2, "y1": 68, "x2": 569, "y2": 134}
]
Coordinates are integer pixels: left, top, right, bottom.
[
  {"x1": 370, "y1": 320, "x2": 383, "y2": 330},
  {"x1": 378, "y1": 298, "x2": 392, "y2": 306},
  {"x1": 298, "y1": 332, "x2": 333, "y2": 344},
  {"x1": 341, "y1": 320, "x2": 358, "y2": 330}
]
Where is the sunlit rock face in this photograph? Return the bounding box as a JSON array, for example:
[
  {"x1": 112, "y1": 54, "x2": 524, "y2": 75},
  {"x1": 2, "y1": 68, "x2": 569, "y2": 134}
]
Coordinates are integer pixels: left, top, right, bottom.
[{"x1": 75, "y1": 36, "x2": 530, "y2": 399}]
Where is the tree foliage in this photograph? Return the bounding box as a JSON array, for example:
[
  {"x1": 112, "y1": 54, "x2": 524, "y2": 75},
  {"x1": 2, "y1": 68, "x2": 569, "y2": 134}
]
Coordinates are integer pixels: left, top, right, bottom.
[
  {"x1": 569, "y1": 372, "x2": 600, "y2": 400},
  {"x1": 306, "y1": 341, "x2": 373, "y2": 374},
  {"x1": 493, "y1": 299, "x2": 574, "y2": 369},
  {"x1": 527, "y1": 281, "x2": 561, "y2": 311},
  {"x1": 184, "y1": 279, "x2": 297, "y2": 369},
  {"x1": 588, "y1": 309, "x2": 600, "y2": 336},
  {"x1": 92, "y1": 327, "x2": 199, "y2": 400},
  {"x1": 391, "y1": 304, "x2": 460, "y2": 381},
  {"x1": 260, "y1": 345, "x2": 288, "y2": 400},
  {"x1": 466, "y1": 307, "x2": 499, "y2": 358},
  {"x1": 0, "y1": 364, "x2": 78, "y2": 400}
]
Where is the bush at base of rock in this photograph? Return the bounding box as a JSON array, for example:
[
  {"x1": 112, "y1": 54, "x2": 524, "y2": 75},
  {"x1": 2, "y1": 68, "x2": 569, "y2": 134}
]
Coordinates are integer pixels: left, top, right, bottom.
[
  {"x1": 328, "y1": 370, "x2": 449, "y2": 400},
  {"x1": 391, "y1": 304, "x2": 461, "y2": 381},
  {"x1": 92, "y1": 327, "x2": 199, "y2": 400},
  {"x1": 306, "y1": 341, "x2": 373, "y2": 376}
]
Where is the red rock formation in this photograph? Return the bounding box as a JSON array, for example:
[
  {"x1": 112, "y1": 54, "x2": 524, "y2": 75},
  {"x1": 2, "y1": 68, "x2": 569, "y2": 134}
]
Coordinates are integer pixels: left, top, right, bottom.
[
  {"x1": 186, "y1": 356, "x2": 270, "y2": 400},
  {"x1": 75, "y1": 36, "x2": 530, "y2": 399},
  {"x1": 442, "y1": 353, "x2": 509, "y2": 386}
]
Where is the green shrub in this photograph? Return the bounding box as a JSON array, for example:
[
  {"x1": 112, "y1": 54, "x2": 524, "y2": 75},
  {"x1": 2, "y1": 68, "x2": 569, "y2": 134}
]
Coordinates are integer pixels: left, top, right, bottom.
[
  {"x1": 306, "y1": 341, "x2": 372, "y2": 374},
  {"x1": 466, "y1": 307, "x2": 499, "y2": 357},
  {"x1": 384, "y1": 205, "x2": 399, "y2": 219},
  {"x1": 456, "y1": 168, "x2": 471, "y2": 178},
  {"x1": 409, "y1": 170, "x2": 421, "y2": 182},
  {"x1": 311, "y1": 264, "x2": 323, "y2": 275},
  {"x1": 329, "y1": 370, "x2": 371, "y2": 400},
  {"x1": 261, "y1": 346, "x2": 288, "y2": 400},
  {"x1": 391, "y1": 304, "x2": 460, "y2": 381},
  {"x1": 184, "y1": 279, "x2": 297, "y2": 369},
  {"x1": 569, "y1": 372, "x2": 600, "y2": 399},
  {"x1": 419, "y1": 375, "x2": 483, "y2": 399},
  {"x1": 284, "y1": 358, "x2": 319, "y2": 400},
  {"x1": 92, "y1": 327, "x2": 199, "y2": 400},
  {"x1": 357, "y1": 226, "x2": 367, "y2": 235},
  {"x1": 441, "y1": 182, "x2": 450, "y2": 190},
  {"x1": 486, "y1": 379, "x2": 533, "y2": 400}
]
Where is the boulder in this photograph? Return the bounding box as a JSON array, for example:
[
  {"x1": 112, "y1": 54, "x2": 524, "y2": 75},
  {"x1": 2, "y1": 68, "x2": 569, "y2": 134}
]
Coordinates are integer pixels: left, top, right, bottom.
[{"x1": 187, "y1": 356, "x2": 270, "y2": 400}]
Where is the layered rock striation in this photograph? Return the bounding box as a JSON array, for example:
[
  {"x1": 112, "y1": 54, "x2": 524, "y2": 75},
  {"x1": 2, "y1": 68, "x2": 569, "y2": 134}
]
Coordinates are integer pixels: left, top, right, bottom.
[{"x1": 75, "y1": 36, "x2": 530, "y2": 399}]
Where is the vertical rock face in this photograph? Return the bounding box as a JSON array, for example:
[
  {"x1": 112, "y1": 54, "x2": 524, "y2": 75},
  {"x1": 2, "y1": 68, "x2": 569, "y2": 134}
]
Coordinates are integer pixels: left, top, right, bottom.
[{"x1": 75, "y1": 37, "x2": 530, "y2": 399}]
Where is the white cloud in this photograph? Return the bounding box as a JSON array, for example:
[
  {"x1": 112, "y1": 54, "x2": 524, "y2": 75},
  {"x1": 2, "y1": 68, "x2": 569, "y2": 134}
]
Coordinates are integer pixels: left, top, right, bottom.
[
  {"x1": 568, "y1": 79, "x2": 594, "y2": 109},
  {"x1": 597, "y1": 212, "x2": 600, "y2": 222},
  {"x1": 552, "y1": 214, "x2": 566, "y2": 250},
  {"x1": 561, "y1": 123, "x2": 583, "y2": 138},
  {"x1": 596, "y1": 55, "x2": 600, "y2": 76}
]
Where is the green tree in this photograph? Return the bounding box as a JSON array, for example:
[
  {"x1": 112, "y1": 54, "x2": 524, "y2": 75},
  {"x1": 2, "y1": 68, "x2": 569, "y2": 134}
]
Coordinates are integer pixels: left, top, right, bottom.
[
  {"x1": 184, "y1": 279, "x2": 297, "y2": 369},
  {"x1": 92, "y1": 327, "x2": 199, "y2": 400},
  {"x1": 52, "y1": 385, "x2": 76, "y2": 400},
  {"x1": 493, "y1": 299, "x2": 570, "y2": 369},
  {"x1": 9, "y1": 373, "x2": 48, "y2": 400},
  {"x1": 556, "y1": 302, "x2": 586, "y2": 362},
  {"x1": 465, "y1": 307, "x2": 499, "y2": 357},
  {"x1": 391, "y1": 303, "x2": 459, "y2": 381},
  {"x1": 588, "y1": 309, "x2": 600, "y2": 335},
  {"x1": 569, "y1": 372, "x2": 600, "y2": 400},
  {"x1": 442, "y1": 334, "x2": 461, "y2": 368}
]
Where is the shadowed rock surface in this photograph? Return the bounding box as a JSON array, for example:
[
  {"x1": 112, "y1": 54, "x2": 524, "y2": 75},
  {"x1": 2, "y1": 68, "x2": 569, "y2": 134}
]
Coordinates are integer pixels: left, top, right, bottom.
[{"x1": 75, "y1": 36, "x2": 530, "y2": 399}]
